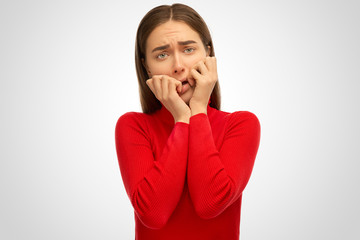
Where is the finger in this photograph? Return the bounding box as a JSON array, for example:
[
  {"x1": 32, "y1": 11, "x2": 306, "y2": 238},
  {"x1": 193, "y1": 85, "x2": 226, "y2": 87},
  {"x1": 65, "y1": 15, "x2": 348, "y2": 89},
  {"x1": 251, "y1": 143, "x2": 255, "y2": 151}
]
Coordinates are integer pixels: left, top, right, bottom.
[
  {"x1": 152, "y1": 75, "x2": 162, "y2": 98},
  {"x1": 204, "y1": 57, "x2": 213, "y2": 71},
  {"x1": 174, "y1": 79, "x2": 182, "y2": 94},
  {"x1": 169, "y1": 76, "x2": 183, "y2": 94},
  {"x1": 196, "y1": 61, "x2": 208, "y2": 75},
  {"x1": 169, "y1": 78, "x2": 181, "y2": 95},
  {"x1": 188, "y1": 77, "x2": 195, "y2": 87},
  {"x1": 186, "y1": 71, "x2": 195, "y2": 87},
  {"x1": 168, "y1": 76, "x2": 182, "y2": 94},
  {"x1": 161, "y1": 76, "x2": 169, "y2": 99},
  {"x1": 209, "y1": 57, "x2": 217, "y2": 72},
  {"x1": 190, "y1": 68, "x2": 202, "y2": 80},
  {"x1": 146, "y1": 79, "x2": 155, "y2": 94},
  {"x1": 210, "y1": 57, "x2": 218, "y2": 77},
  {"x1": 192, "y1": 60, "x2": 201, "y2": 73}
]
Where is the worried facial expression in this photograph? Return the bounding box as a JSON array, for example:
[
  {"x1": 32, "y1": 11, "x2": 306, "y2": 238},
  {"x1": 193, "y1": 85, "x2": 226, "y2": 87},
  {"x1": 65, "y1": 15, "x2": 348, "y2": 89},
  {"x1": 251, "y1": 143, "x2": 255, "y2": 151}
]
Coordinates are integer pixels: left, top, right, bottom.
[{"x1": 144, "y1": 20, "x2": 209, "y2": 104}]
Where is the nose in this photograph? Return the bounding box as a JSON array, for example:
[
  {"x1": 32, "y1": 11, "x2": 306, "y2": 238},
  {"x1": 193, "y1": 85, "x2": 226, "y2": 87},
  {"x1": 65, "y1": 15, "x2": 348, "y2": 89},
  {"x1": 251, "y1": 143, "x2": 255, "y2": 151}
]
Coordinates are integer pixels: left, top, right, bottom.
[{"x1": 173, "y1": 53, "x2": 185, "y2": 75}]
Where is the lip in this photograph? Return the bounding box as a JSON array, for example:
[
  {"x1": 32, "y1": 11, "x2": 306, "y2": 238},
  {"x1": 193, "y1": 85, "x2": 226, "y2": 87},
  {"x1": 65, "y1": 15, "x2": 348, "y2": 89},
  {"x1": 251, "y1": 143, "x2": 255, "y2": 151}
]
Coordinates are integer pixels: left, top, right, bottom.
[
  {"x1": 180, "y1": 81, "x2": 190, "y2": 94},
  {"x1": 176, "y1": 77, "x2": 194, "y2": 94}
]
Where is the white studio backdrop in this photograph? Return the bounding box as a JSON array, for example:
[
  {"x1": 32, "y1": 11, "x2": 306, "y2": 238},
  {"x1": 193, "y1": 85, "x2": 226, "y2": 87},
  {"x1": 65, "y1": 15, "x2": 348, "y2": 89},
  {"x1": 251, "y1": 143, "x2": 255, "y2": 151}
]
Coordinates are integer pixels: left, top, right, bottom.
[{"x1": 1, "y1": 0, "x2": 359, "y2": 239}]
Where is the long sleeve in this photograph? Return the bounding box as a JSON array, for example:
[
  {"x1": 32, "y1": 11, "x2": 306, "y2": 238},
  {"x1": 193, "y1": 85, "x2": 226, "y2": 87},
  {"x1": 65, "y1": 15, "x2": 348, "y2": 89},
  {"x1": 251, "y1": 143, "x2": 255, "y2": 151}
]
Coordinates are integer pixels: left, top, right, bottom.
[
  {"x1": 115, "y1": 112, "x2": 189, "y2": 229},
  {"x1": 187, "y1": 111, "x2": 260, "y2": 219}
]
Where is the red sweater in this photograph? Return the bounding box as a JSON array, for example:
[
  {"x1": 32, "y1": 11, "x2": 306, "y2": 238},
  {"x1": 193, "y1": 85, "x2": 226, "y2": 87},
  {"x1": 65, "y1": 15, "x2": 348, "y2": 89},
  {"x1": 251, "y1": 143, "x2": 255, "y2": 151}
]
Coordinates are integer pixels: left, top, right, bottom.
[{"x1": 115, "y1": 100, "x2": 260, "y2": 239}]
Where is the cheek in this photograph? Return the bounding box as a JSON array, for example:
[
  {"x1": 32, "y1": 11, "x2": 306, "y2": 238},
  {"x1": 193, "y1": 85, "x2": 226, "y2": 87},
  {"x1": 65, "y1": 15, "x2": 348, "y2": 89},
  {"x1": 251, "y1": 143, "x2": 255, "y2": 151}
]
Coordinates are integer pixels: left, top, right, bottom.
[
  {"x1": 147, "y1": 60, "x2": 171, "y2": 75},
  {"x1": 188, "y1": 58, "x2": 200, "y2": 68},
  {"x1": 186, "y1": 53, "x2": 206, "y2": 68}
]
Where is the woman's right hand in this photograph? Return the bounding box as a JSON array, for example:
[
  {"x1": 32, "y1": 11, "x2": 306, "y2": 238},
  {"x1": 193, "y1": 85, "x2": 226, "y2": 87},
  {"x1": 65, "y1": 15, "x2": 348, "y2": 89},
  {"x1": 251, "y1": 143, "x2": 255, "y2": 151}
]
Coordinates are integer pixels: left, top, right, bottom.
[{"x1": 146, "y1": 75, "x2": 191, "y2": 124}]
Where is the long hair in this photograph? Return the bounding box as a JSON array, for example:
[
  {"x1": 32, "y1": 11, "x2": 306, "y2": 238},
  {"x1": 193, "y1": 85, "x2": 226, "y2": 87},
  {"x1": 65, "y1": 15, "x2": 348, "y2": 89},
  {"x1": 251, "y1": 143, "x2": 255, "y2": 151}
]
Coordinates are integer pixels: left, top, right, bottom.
[{"x1": 135, "y1": 3, "x2": 221, "y2": 113}]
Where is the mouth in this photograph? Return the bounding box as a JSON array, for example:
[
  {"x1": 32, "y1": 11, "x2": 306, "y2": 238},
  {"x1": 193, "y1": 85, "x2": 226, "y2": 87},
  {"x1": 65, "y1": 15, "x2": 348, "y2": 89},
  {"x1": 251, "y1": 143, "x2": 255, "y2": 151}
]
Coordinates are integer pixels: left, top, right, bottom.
[
  {"x1": 178, "y1": 78, "x2": 191, "y2": 94},
  {"x1": 180, "y1": 77, "x2": 193, "y2": 86},
  {"x1": 182, "y1": 80, "x2": 189, "y2": 85}
]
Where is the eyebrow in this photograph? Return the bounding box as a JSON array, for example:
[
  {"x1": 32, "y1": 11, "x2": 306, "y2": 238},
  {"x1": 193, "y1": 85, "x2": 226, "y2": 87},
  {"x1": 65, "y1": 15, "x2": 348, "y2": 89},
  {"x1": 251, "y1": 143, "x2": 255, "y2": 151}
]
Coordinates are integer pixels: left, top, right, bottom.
[{"x1": 151, "y1": 40, "x2": 197, "y2": 53}]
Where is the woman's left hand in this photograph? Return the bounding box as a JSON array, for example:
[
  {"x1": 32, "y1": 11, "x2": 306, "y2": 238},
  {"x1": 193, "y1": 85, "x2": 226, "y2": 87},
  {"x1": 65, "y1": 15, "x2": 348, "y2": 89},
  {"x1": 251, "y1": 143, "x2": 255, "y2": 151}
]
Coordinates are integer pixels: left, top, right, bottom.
[{"x1": 188, "y1": 56, "x2": 218, "y2": 113}]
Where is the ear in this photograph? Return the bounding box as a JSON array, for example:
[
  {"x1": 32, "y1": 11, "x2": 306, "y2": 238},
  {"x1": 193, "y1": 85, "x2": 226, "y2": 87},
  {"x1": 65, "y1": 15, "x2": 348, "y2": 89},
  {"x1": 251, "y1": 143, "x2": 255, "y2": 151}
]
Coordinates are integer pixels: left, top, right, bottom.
[{"x1": 141, "y1": 58, "x2": 152, "y2": 77}]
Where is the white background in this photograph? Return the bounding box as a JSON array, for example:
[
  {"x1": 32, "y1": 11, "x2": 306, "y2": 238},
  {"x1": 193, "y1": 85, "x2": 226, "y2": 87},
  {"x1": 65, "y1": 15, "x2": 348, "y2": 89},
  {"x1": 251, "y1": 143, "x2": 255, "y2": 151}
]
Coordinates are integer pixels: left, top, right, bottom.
[{"x1": 1, "y1": 0, "x2": 359, "y2": 239}]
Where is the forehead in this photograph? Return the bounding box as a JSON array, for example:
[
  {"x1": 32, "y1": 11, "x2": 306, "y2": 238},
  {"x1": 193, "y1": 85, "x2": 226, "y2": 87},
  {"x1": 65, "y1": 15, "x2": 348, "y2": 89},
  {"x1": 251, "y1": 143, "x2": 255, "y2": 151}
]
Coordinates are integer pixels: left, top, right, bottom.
[{"x1": 146, "y1": 21, "x2": 201, "y2": 48}]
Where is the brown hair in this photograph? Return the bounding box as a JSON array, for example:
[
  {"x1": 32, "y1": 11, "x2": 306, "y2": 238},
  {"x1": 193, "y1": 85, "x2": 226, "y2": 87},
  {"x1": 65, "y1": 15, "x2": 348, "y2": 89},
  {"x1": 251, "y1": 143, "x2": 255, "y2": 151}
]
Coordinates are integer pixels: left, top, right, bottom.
[{"x1": 135, "y1": 3, "x2": 221, "y2": 113}]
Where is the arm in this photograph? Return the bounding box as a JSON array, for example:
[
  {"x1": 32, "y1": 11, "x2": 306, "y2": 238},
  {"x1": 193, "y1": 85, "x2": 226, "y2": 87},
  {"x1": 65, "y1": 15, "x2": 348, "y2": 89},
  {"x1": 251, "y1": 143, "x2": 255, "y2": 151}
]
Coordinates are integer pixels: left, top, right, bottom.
[
  {"x1": 187, "y1": 111, "x2": 260, "y2": 219},
  {"x1": 115, "y1": 113, "x2": 189, "y2": 229}
]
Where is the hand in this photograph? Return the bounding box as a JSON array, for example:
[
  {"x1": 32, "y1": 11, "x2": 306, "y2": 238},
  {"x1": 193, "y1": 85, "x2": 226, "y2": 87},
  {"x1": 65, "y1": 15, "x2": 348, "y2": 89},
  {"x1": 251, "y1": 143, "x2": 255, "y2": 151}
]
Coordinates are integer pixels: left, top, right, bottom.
[
  {"x1": 146, "y1": 75, "x2": 191, "y2": 123},
  {"x1": 188, "y1": 57, "x2": 218, "y2": 112}
]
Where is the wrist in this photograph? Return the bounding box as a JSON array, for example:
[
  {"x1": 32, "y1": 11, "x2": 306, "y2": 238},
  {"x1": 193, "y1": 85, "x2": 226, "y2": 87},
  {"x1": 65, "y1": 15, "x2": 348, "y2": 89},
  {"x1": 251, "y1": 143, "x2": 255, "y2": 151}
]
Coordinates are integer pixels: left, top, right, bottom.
[
  {"x1": 175, "y1": 117, "x2": 190, "y2": 124},
  {"x1": 174, "y1": 112, "x2": 191, "y2": 124},
  {"x1": 190, "y1": 103, "x2": 207, "y2": 116}
]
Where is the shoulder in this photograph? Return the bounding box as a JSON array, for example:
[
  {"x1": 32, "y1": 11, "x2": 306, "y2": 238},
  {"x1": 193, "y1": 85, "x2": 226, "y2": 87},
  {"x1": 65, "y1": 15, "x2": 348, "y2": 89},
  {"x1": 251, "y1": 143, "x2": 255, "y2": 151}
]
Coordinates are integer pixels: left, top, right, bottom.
[
  {"x1": 212, "y1": 107, "x2": 259, "y2": 126},
  {"x1": 229, "y1": 111, "x2": 259, "y2": 124},
  {"x1": 116, "y1": 111, "x2": 145, "y2": 123},
  {"x1": 115, "y1": 111, "x2": 150, "y2": 133},
  {"x1": 224, "y1": 110, "x2": 261, "y2": 134},
  {"x1": 209, "y1": 107, "x2": 260, "y2": 132}
]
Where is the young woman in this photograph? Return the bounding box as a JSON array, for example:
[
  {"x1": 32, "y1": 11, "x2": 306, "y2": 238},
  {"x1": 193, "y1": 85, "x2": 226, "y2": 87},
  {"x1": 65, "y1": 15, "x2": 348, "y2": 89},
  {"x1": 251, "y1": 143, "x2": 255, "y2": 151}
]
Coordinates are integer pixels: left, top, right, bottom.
[{"x1": 115, "y1": 4, "x2": 260, "y2": 239}]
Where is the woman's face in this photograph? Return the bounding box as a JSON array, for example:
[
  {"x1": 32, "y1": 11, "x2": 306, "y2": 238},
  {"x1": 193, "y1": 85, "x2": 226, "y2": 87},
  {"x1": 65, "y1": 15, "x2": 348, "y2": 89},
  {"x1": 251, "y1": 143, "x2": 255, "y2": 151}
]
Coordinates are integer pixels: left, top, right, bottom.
[{"x1": 144, "y1": 20, "x2": 209, "y2": 105}]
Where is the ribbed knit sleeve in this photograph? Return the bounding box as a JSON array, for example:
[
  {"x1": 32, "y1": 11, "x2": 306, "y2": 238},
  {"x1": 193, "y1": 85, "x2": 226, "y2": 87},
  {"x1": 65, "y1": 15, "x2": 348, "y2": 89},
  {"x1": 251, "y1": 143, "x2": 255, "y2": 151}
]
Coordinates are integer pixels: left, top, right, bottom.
[
  {"x1": 188, "y1": 111, "x2": 260, "y2": 219},
  {"x1": 115, "y1": 112, "x2": 189, "y2": 229}
]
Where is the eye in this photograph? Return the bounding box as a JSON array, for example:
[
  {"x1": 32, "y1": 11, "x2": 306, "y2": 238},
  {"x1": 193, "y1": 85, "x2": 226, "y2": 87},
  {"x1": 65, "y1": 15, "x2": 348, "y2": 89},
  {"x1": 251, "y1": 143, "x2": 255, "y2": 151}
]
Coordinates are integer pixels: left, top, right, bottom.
[
  {"x1": 156, "y1": 53, "x2": 168, "y2": 59},
  {"x1": 184, "y1": 47, "x2": 195, "y2": 54}
]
